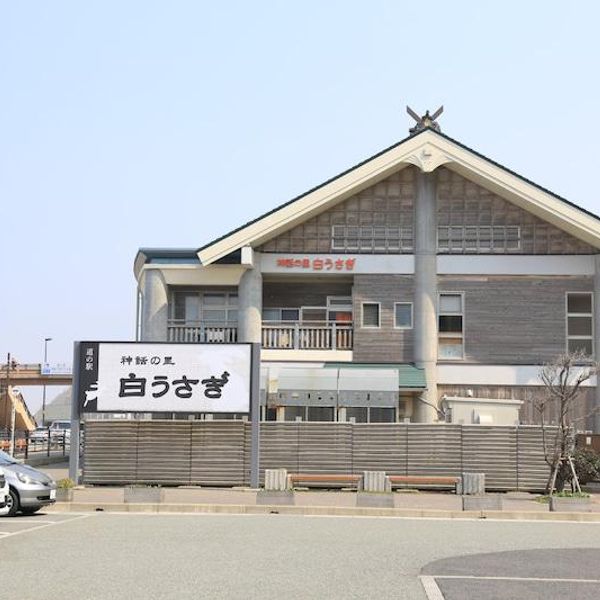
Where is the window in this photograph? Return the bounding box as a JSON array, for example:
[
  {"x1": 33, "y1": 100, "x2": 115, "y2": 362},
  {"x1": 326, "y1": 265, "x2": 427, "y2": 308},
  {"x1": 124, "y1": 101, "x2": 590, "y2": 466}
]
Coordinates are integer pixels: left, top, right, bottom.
[
  {"x1": 369, "y1": 407, "x2": 396, "y2": 423},
  {"x1": 566, "y1": 292, "x2": 593, "y2": 356},
  {"x1": 170, "y1": 291, "x2": 237, "y2": 325},
  {"x1": 332, "y1": 225, "x2": 413, "y2": 252},
  {"x1": 345, "y1": 407, "x2": 368, "y2": 423},
  {"x1": 394, "y1": 302, "x2": 413, "y2": 329},
  {"x1": 262, "y1": 308, "x2": 300, "y2": 322},
  {"x1": 439, "y1": 293, "x2": 464, "y2": 359},
  {"x1": 437, "y1": 226, "x2": 520, "y2": 253},
  {"x1": 362, "y1": 303, "x2": 380, "y2": 328},
  {"x1": 263, "y1": 297, "x2": 353, "y2": 324},
  {"x1": 327, "y1": 296, "x2": 353, "y2": 323}
]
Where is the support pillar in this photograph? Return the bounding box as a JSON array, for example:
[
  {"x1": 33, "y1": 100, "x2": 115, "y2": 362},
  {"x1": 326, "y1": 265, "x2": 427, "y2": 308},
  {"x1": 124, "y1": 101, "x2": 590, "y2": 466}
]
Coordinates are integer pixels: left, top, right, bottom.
[
  {"x1": 141, "y1": 269, "x2": 168, "y2": 342},
  {"x1": 238, "y1": 265, "x2": 263, "y2": 344},
  {"x1": 413, "y1": 171, "x2": 438, "y2": 423},
  {"x1": 594, "y1": 255, "x2": 600, "y2": 433},
  {"x1": 238, "y1": 260, "x2": 263, "y2": 488}
]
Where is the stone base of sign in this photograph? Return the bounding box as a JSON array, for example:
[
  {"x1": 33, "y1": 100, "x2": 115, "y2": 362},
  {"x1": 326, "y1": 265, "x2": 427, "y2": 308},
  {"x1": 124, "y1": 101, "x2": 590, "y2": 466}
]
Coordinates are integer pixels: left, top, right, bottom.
[
  {"x1": 356, "y1": 492, "x2": 395, "y2": 509},
  {"x1": 256, "y1": 490, "x2": 295, "y2": 506},
  {"x1": 124, "y1": 487, "x2": 164, "y2": 504},
  {"x1": 549, "y1": 496, "x2": 592, "y2": 512},
  {"x1": 462, "y1": 494, "x2": 503, "y2": 511}
]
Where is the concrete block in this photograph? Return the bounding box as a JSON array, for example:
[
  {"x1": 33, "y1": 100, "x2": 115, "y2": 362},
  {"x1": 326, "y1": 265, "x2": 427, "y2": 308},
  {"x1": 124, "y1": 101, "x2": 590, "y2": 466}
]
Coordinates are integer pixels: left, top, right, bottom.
[
  {"x1": 256, "y1": 490, "x2": 295, "y2": 506},
  {"x1": 549, "y1": 496, "x2": 592, "y2": 512},
  {"x1": 124, "y1": 487, "x2": 164, "y2": 504},
  {"x1": 56, "y1": 489, "x2": 74, "y2": 502},
  {"x1": 462, "y1": 494, "x2": 502, "y2": 511},
  {"x1": 360, "y1": 471, "x2": 392, "y2": 493},
  {"x1": 458, "y1": 473, "x2": 485, "y2": 495},
  {"x1": 356, "y1": 492, "x2": 395, "y2": 508},
  {"x1": 264, "y1": 469, "x2": 289, "y2": 491}
]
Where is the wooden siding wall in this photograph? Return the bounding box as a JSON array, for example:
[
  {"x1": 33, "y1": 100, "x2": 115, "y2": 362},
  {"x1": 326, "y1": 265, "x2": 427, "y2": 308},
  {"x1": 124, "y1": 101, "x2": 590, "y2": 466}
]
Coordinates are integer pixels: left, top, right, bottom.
[
  {"x1": 439, "y1": 385, "x2": 595, "y2": 431},
  {"x1": 259, "y1": 167, "x2": 416, "y2": 254},
  {"x1": 439, "y1": 276, "x2": 593, "y2": 364},
  {"x1": 258, "y1": 165, "x2": 593, "y2": 255},
  {"x1": 437, "y1": 168, "x2": 594, "y2": 254},
  {"x1": 263, "y1": 282, "x2": 352, "y2": 309},
  {"x1": 83, "y1": 421, "x2": 552, "y2": 491},
  {"x1": 352, "y1": 275, "x2": 414, "y2": 362}
]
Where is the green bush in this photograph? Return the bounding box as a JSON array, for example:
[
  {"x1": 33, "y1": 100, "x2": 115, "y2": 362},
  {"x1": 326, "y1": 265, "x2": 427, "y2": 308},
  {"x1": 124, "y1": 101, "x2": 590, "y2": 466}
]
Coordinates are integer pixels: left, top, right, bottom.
[
  {"x1": 572, "y1": 448, "x2": 600, "y2": 485},
  {"x1": 57, "y1": 477, "x2": 75, "y2": 489}
]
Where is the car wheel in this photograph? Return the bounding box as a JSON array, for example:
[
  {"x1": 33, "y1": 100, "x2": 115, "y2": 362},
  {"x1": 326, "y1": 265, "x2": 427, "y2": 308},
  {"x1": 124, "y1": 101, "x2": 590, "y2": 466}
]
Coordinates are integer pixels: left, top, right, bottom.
[
  {"x1": 6, "y1": 488, "x2": 19, "y2": 517},
  {"x1": 20, "y1": 507, "x2": 41, "y2": 515}
]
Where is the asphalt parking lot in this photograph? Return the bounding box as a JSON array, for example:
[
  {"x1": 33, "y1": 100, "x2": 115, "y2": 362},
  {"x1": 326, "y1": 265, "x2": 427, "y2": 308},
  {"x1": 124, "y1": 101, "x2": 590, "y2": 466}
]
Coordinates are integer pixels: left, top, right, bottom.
[{"x1": 1, "y1": 512, "x2": 600, "y2": 599}]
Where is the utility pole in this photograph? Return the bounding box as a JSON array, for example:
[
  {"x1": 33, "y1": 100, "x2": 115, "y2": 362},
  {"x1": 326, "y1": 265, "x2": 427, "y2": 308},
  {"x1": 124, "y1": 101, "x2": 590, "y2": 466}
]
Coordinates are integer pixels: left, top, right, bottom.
[
  {"x1": 42, "y1": 337, "x2": 52, "y2": 426},
  {"x1": 6, "y1": 353, "x2": 15, "y2": 456}
]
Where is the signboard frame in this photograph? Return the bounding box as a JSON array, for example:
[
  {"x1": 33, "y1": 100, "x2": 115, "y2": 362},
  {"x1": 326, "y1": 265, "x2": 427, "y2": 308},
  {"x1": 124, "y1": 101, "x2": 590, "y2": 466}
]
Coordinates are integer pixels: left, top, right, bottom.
[{"x1": 69, "y1": 341, "x2": 261, "y2": 487}]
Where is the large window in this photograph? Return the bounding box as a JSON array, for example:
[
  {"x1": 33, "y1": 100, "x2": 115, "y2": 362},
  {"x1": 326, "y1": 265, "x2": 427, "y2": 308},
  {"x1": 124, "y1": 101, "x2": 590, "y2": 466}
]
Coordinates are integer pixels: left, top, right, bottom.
[
  {"x1": 438, "y1": 293, "x2": 464, "y2": 359},
  {"x1": 283, "y1": 406, "x2": 335, "y2": 422},
  {"x1": 394, "y1": 302, "x2": 413, "y2": 329},
  {"x1": 170, "y1": 291, "x2": 238, "y2": 325},
  {"x1": 437, "y1": 226, "x2": 520, "y2": 253},
  {"x1": 362, "y1": 303, "x2": 381, "y2": 328},
  {"x1": 263, "y1": 297, "x2": 352, "y2": 324},
  {"x1": 332, "y1": 226, "x2": 413, "y2": 252},
  {"x1": 567, "y1": 292, "x2": 593, "y2": 356}
]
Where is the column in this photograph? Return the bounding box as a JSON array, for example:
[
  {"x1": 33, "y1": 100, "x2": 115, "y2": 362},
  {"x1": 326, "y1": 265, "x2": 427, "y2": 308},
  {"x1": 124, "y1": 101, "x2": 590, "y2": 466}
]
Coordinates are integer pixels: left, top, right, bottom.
[
  {"x1": 141, "y1": 269, "x2": 168, "y2": 341},
  {"x1": 594, "y1": 255, "x2": 600, "y2": 433},
  {"x1": 238, "y1": 265, "x2": 263, "y2": 344},
  {"x1": 413, "y1": 171, "x2": 438, "y2": 423}
]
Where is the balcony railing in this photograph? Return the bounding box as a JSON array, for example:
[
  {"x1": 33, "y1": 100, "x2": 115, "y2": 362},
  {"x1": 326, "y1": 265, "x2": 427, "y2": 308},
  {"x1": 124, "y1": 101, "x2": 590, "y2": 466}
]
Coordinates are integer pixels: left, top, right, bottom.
[
  {"x1": 167, "y1": 323, "x2": 238, "y2": 343},
  {"x1": 167, "y1": 321, "x2": 353, "y2": 350},
  {"x1": 262, "y1": 321, "x2": 353, "y2": 350}
]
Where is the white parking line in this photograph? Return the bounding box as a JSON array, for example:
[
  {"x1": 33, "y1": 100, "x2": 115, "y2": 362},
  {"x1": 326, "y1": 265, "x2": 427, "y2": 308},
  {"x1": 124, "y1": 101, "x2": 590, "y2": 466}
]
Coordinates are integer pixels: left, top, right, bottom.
[
  {"x1": 433, "y1": 575, "x2": 600, "y2": 583},
  {"x1": 420, "y1": 576, "x2": 445, "y2": 600},
  {"x1": 0, "y1": 514, "x2": 91, "y2": 540}
]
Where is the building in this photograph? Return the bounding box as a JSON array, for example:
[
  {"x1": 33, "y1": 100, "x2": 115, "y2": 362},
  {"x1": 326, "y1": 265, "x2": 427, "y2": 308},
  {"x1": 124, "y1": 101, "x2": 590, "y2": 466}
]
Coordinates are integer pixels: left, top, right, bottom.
[{"x1": 133, "y1": 111, "x2": 600, "y2": 429}]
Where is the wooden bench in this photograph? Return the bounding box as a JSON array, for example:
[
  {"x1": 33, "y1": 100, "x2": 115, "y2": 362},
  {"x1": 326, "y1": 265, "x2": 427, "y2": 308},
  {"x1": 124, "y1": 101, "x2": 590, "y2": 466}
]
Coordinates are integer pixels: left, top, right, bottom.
[
  {"x1": 287, "y1": 473, "x2": 362, "y2": 489},
  {"x1": 389, "y1": 475, "x2": 461, "y2": 492}
]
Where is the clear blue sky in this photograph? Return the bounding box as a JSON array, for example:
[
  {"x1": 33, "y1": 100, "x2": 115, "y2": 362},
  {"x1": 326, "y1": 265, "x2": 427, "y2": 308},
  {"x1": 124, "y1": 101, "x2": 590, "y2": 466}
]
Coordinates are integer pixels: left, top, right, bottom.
[{"x1": 1, "y1": 1, "x2": 599, "y2": 411}]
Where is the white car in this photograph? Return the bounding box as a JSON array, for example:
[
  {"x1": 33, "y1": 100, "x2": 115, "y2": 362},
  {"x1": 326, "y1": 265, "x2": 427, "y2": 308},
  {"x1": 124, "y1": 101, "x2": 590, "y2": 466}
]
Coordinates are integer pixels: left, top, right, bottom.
[
  {"x1": 48, "y1": 420, "x2": 71, "y2": 441},
  {"x1": 0, "y1": 468, "x2": 9, "y2": 516}
]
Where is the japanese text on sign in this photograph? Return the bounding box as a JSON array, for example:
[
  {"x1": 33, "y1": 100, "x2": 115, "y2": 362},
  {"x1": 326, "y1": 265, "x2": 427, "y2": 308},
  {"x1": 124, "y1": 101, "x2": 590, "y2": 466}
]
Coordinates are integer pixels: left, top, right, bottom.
[{"x1": 276, "y1": 257, "x2": 356, "y2": 271}]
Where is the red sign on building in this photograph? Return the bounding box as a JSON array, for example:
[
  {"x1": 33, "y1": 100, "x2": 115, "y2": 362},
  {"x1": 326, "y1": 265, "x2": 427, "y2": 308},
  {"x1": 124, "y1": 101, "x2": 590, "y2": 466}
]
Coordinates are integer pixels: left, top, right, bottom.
[{"x1": 276, "y1": 257, "x2": 356, "y2": 271}]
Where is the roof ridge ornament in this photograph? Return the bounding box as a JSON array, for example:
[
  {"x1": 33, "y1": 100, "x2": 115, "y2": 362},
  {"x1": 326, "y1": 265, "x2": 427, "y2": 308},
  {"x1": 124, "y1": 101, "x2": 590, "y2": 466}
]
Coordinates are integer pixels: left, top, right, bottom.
[{"x1": 407, "y1": 105, "x2": 443, "y2": 135}]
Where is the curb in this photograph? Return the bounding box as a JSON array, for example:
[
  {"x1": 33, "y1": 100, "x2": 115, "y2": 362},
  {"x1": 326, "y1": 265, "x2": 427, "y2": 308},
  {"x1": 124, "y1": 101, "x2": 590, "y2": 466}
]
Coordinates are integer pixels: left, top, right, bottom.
[{"x1": 46, "y1": 502, "x2": 600, "y2": 522}]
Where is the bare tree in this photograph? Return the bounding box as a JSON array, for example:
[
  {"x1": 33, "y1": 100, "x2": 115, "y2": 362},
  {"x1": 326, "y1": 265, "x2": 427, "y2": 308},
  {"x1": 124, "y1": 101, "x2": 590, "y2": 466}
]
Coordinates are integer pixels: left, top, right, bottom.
[{"x1": 536, "y1": 352, "x2": 598, "y2": 494}]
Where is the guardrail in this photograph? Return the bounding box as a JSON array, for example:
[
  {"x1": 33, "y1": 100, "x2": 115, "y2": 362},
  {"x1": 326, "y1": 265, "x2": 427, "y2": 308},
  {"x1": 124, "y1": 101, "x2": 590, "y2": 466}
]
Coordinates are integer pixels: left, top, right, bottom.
[{"x1": 0, "y1": 428, "x2": 70, "y2": 459}]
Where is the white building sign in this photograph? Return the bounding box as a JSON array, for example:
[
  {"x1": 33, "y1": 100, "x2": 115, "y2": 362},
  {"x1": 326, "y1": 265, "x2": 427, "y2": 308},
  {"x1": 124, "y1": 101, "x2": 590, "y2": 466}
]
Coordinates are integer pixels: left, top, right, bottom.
[{"x1": 75, "y1": 342, "x2": 251, "y2": 413}]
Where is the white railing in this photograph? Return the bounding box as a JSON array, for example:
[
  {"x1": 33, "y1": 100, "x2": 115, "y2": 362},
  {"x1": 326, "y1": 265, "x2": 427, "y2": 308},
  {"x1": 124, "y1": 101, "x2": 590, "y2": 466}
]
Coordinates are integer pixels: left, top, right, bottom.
[
  {"x1": 167, "y1": 324, "x2": 238, "y2": 343},
  {"x1": 262, "y1": 322, "x2": 353, "y2": 350},
  {"x1": 167, "y1": 322, "x2": 353, "y2": 349}
]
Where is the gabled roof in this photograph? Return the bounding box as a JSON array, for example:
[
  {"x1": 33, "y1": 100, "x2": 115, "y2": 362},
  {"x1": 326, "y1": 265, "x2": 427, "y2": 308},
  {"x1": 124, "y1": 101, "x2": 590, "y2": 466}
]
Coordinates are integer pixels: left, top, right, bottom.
[{"x1": 196, "y1": 127, "x2": 600, "y2": 265}]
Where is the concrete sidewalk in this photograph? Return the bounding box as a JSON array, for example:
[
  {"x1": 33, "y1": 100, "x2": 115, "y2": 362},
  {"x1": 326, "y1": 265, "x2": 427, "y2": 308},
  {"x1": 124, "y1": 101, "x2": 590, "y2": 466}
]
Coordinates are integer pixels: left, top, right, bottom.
[
  {"x1": 44, "y1": 486, "x2": 600, "y2": 521},
  {"x1": 33, "y1": 461, "x2": 600, "y2": 521}
]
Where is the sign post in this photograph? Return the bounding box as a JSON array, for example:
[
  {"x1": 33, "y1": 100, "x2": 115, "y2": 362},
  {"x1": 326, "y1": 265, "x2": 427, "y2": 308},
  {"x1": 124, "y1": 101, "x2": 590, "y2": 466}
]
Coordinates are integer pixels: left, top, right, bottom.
[
  {"x1": 69, "y1": 342, "x2": 81, "y2": 483},
  {"x1": 250, "y1": 342, "x2": 260, "y2": 489}
]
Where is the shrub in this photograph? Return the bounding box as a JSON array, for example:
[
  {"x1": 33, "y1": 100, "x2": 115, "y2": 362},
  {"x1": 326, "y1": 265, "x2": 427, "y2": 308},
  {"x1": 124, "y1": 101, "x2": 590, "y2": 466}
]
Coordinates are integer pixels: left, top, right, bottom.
[
  {"x1": 57, "y1": 477, "x2": 75, "y2": 489},
  {"x1": 571, "y1": 448, "x2": 600, "y2": 485}
]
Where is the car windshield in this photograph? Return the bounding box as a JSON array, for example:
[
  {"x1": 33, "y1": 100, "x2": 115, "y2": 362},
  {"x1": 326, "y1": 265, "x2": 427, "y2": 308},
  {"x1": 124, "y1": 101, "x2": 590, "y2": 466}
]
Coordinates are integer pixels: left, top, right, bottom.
[{"x1": 0, "y1": 450, "x2": 18, "y2": 465}]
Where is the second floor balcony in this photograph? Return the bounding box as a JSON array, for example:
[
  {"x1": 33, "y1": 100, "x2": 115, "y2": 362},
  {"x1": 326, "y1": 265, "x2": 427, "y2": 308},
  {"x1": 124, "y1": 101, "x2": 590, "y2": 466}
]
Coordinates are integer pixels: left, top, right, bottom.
[{"x1": 167, "y1": 321, "x2": 353, "y2": 350}]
